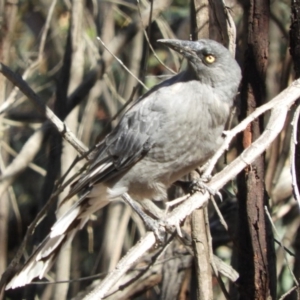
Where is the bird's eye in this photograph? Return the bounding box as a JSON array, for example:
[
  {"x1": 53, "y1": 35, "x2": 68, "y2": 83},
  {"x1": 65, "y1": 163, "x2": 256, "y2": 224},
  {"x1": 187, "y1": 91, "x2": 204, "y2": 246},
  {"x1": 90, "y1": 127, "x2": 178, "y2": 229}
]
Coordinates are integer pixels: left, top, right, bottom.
[{"x1": 204, "y1": 54, "x2": 215, "y2": 64}]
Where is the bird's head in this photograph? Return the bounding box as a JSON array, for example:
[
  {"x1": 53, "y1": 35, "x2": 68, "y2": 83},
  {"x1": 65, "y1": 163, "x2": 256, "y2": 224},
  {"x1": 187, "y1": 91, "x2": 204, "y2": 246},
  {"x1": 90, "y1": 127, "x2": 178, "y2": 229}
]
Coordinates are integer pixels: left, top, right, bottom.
[{"x1": 158, "y1": 39, "x2": 241, "y2": 91}]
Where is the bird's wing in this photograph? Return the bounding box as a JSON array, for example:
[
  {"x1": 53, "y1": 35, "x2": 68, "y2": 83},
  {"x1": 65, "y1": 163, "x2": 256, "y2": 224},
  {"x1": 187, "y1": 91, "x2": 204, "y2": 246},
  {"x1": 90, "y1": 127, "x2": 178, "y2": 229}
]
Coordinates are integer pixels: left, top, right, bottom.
[{"x1": 67, "y1": 89, "x2": 166, "y2": 198}]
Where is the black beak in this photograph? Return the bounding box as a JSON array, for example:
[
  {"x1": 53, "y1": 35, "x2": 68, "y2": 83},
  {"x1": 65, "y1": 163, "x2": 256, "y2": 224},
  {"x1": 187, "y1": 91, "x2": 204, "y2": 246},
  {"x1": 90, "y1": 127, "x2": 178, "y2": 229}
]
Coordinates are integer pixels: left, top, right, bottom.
[{"x1": 157, "y1": 39, "x2": 197, "y2": 56}]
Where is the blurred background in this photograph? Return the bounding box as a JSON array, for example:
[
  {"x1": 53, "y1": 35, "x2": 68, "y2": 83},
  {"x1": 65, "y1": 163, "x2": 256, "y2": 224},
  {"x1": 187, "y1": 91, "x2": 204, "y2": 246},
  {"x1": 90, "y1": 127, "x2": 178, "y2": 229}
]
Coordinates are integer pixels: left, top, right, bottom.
[{"x1": 0, "y1": 0, "x2": 297, "y2": 299}]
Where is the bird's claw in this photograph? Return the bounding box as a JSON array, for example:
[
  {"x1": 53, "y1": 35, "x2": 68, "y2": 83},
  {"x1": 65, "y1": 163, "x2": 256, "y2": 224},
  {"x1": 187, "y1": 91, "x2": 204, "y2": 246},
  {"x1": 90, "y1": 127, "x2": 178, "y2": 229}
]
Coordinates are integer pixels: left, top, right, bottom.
[
  {"x1": 144, "y1": 218, "x2": 166, "y2": 244},
  {"x1": 174, "y1": 176, "x2": 215, "y2": 196},
  {"x1": 151, "y1": 219, "x2": 184, "y2": 243},
  {"x1": 188, "y1": 178, "x2": 215, "y2": 195},
  {"x1": 122, "y1": 193, "x2": 167, "y2": 244}
]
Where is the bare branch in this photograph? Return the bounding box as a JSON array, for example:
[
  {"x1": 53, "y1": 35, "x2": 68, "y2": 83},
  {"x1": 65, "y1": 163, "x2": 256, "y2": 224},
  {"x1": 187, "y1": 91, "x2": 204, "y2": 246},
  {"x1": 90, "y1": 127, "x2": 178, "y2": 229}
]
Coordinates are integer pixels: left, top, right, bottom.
[
  {"x1": 0, "y1": 128, "x2": 44, "y2": 199},
  {"x1": 264, "y1": 206, "x2": 298, "y2": 285},
  {"x1": 98, "y1": 36, "x2": 149, "y2": 91},
  {"x1": 82, "y1": 79, "x2": 300, "y2": 300},
  {"x1": 0, "y1": 63, "x2": 88, "y2": 155},
  {"x1": 38, "y1": 0, "x2": 58, "y2": 62},
  {"x1": 137, "y1": 0, "x2": 176, "y2": 75},
  {"x1": 203, "y1": 80, "x2": 300, "y2": 178}
]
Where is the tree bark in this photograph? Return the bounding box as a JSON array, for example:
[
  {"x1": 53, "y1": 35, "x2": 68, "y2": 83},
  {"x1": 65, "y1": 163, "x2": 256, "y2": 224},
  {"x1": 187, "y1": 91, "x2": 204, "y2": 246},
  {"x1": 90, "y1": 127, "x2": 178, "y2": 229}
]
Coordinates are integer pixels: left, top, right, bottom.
[
  {"x1": 190, "y1": 1, "x2": 213, "y2": 299},
  {"x1": 237, "y1": 0, "x2": 276, "y2": 299}
]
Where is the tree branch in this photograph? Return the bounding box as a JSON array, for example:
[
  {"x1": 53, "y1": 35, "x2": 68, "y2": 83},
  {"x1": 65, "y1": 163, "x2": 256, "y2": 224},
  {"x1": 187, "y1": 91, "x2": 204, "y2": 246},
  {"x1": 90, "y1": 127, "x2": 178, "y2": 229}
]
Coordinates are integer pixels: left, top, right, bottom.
[
  {"x1": 82, "y1": 79, "x2": 300, "y2": 300},
  {"x1": 0, "y1": 63, "x2": 88, "y2": 155}
]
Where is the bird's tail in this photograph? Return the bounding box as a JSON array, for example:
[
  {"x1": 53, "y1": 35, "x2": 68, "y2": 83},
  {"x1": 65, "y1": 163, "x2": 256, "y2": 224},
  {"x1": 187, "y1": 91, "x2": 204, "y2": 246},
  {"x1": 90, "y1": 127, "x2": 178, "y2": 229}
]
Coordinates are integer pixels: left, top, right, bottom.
[{"x1": 6, "y1": 184, "x2": 109, "y2": 290}]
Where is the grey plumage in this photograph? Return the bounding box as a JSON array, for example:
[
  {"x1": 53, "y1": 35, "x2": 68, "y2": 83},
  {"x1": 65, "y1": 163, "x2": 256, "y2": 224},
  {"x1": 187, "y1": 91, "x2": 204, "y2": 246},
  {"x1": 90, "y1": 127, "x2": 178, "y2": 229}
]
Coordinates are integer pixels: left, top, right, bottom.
[{"x1": 6, "y1": 39, "x2": 241, "y2": 289}]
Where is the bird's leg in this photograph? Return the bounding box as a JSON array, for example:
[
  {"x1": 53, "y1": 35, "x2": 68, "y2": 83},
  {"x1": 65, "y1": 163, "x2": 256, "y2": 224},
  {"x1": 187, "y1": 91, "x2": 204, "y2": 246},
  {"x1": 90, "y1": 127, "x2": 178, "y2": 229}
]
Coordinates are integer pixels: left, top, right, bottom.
[
  {"x1": 188, "y1": 175, "x2": 223, "y2": 202},
  {"x1": 121, "y1": 193, "x2": 166, "y2": 243},
  {"x1": 174, "y1": 175, "x2": 218, "y2": 198},
  {"x1": 165, "y1": 194, "x2": 190, "y2": 211},
  {"x1": 188, "y1": 176, "x2": 215, "y2": 195},
  {"x1": 140, "y1": 199, "x2": 164, "y2": 220}
]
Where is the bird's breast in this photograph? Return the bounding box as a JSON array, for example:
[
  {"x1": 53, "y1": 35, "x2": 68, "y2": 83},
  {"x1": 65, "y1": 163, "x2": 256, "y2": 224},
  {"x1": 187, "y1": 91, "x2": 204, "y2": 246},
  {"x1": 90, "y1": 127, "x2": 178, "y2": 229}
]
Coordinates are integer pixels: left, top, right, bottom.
[{"x1": 110, "y1": 82, "x2": 232, "y2": 201}]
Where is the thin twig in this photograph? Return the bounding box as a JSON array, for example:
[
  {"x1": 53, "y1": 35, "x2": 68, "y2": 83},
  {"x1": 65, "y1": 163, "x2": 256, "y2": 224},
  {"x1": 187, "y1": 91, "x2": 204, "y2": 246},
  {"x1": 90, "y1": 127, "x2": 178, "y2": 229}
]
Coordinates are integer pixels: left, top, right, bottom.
[
  {"x1": 97, "y1": 36, "x2": 149, "y2": 91},
  {"x1": 264, "y1": 206, "x2": 299, "y2": 286},
  {"x1": 38, "y1": 0, "x2": 58, "y2": 62},
  {"x1": 104, "y1": 234, "x2": 175, "y2": 298},
  {"x1": 0, "y1": 140, "x2": 46, "y2": 177},
  {"x1": 0, "y1": 62, "x2": 88, "y2": 155},
  {"x1": 83, "y1": 232, "x2": 156, "y2": 300},
  {"x1": 0, "y1": 128, "x2": 45, "y2": 199},
  {"x1": 137, "y1": 0, "x2": 176, "y2": 75},
  {"x1": 202, "y1": 80, "x2": 300, "y2": 178},
  {"x1": 205, "y1": 205, "x2": 231, "y2": 300},
  {"x1": 103, "y1": 74, "x2": 127, "y2": 105},
  {"x1": 274, "y1": 239, "x2": 295, "y2": 257},
  {"x1": 210, "y1": 196, "x2": 229, "y2": 231},
  {"x1": 0, "y1": 157, "x2": 89, "y2": 290},
  {"x1": 0, "y1": 61, "x2": 39, "y2": 115},
  {"x1": 278, "y1": 285, "x2": 299, "y2": 300}
]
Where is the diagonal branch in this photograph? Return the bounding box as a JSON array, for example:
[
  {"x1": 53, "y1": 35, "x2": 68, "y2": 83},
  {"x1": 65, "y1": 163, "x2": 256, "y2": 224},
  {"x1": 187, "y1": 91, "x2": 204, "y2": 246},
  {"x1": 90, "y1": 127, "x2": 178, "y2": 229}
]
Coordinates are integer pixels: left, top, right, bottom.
[
  {"x1": 0, "y1": 62, "x2": 88, "y2": 155},
  {"x1": 82, "y1": 78, "x2": 300, "y2": 300}
]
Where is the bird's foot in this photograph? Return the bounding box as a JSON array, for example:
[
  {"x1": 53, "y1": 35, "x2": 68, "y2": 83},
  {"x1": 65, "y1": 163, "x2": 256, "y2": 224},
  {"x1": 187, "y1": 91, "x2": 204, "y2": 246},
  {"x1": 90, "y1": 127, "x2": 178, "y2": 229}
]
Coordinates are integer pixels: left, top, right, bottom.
[
  {"x1": 174, "y1": 176, "x2": 223, "y2": 202},
  {"x1": 189, "y1": 177, "x2": 215, "y2": 195},
  {"x1": 121, "y1": 193, "x2": 166, "y2": 244},
  {"x1": 189, "y1": 177, "x2": 223, "y2": 201},
  {"x1": 175, "y1": 175, "x2": 214, "y2": 195},
  {"x1": 145, "y1": 219, "x2": 166, "y2": 244}
]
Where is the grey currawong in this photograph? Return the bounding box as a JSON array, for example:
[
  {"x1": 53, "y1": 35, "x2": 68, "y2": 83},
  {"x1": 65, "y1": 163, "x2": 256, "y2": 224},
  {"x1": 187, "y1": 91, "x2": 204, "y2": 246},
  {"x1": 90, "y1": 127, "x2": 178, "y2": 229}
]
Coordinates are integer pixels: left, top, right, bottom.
[{"x1": 6, "y1": 39, "x2": 241, "y2": 289}]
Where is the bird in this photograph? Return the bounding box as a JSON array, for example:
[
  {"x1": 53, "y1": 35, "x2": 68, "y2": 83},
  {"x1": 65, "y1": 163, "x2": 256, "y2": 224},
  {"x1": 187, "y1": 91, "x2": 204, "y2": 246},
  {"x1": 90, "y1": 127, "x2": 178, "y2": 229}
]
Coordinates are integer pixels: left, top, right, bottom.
[{"x1": 5, "y1": 38, "x2": 241, "y2": 289}]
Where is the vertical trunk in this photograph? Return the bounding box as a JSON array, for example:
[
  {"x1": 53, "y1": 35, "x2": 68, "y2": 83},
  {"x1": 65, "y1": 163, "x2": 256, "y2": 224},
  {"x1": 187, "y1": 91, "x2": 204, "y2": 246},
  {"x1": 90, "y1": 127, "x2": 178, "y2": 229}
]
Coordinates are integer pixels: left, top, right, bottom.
[
  {"x1": 290, "y1": 2, "x2": 300, "y2": 298},
  {"x1": 237, "y1": 1, "x2": 276, "y2": 299},
  {"x1": 190, "y1": 1, "x2": 212, "y2": 299}
]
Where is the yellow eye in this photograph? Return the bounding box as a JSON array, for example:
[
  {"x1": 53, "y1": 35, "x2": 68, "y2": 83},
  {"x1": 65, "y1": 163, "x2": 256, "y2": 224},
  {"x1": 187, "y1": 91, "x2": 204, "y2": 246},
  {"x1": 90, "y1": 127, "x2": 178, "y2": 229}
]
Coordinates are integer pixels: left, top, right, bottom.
[{"x1": 205, "y1": 55, "x2": 215, "y2": 64}]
